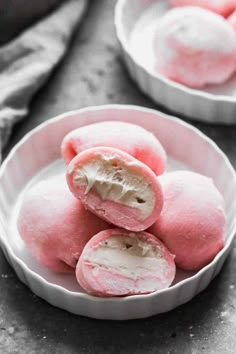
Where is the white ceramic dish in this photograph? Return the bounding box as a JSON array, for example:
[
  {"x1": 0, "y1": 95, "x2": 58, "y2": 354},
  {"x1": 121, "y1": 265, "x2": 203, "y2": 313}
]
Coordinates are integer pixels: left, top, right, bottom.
[
  {"x1": 0, "y1": 105, "x2": 236, "y2": 320},
  {"x1": 115, "y1": 0, "x2": 236, "y2": 124}
]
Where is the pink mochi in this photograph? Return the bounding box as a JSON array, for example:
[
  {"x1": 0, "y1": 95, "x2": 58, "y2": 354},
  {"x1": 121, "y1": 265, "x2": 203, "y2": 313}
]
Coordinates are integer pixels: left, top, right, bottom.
[
  {"x1": 76, "y1": 229, "x2": 176, "y2": 297},
  {"x1": 228, "y1": 9, "x2": 236, "y2": 30},
  {"x1": 153, "y1": 7, "x2": 236, "y2": 88},
  {"x1": 170, "y1": 0, "x2": 236, "y2": 17},
  {"x1": 66, "y1": 147, "x2": 163, "y2": 232},
  {"x1": 149, "y1": 171, "x2": 226, "y2": 271},
  {"x1": 61, "y1": 121, "x2": 167, "y2": 175},
  {"x1": 17, "y1": 176, "x2": 110, "y2": 273}
]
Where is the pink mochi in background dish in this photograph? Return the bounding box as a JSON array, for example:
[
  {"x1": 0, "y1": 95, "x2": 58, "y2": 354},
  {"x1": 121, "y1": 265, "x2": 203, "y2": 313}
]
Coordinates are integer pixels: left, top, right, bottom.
[
  {"x1": 76, "y1": 229, "x2": 176, "y2": 297},
  {"x1": 17, "y1": 176, "x2": 110, "y2": 273},
  {"x1": 228, "y1": 9, "x2": 236, "y2": 30},
  {"x1": 149, "y1": 171, "x2": 226, "y2": 271},
  {"x1": 66, "y1": 146, "x2": 163, "y2": 232},
  {"x1": 153, "y1": 7, "x2": 236, "y2": 88},
  {"x1": 61, "y1": 121, "x2": 167, "y2": 175},
  {"x1": 170, "y1": 0, "x2": 236, "y2": 17}
]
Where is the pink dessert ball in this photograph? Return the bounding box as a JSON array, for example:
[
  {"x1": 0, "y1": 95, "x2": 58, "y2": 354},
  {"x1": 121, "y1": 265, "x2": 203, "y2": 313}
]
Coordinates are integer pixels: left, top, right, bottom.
[
  {"x1": 76, "y1": 228, "x2": 176, "y2": 297},
  {"x1": 66, "y1": 146, "x2": 164, "y2": 232},
  {"x1": 153, "y1": 7, "x2": 236, "y2": 88},
  {"x1": 17, "y1": 175, "x2": 110, "y2": 272},
  {"x1": 228, "y1": 9, "x2": 236, "y2": 30},
  {"x1": 170, "y1": 0, "x2": 236, "y2": 17},
  {"x1": 61, "y1": 121, "x2": 167, "y2": 175},
  {"x1": 149, "y1": 171, "x2": 226, "y2": 271}
]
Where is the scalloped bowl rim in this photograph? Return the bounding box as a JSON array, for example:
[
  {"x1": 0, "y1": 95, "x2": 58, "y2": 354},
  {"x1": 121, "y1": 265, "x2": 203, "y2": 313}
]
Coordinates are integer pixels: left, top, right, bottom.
[
  {"x1": 114, "y1": 0, "x2": 236, "y2": 104},
  {"x1": 0, "y1": 104, "x2": 236, "y2": 305}
]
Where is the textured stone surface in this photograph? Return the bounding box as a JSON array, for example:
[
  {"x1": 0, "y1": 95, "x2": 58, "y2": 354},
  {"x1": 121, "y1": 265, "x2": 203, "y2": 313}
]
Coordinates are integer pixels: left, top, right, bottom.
[{"x1": 1, "y1": 0, "x2": 236, "y2": 353}]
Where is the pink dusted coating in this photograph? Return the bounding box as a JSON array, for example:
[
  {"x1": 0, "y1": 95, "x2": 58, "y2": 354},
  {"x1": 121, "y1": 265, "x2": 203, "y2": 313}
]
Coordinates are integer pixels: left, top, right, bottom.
[
  {"x1": 17, "y1": 175, "x2": 110, "y2": 273},
  {"x1": 61, "y1": 121, "x2": 167, "y2": 175},
  {"x1": 76, "y1": 229, "x2": 176, "y2": 297},
  {"x1": 66, "y1": 147, "x2": 164, "y2": 232},
  {"x1": 170, "y1": 0, "x2": 236, "y2": 17},
  {"x1": 228, "y1": 9, "x2": 236, "y2": 30},
  {"x1": 149, "y1": 171, "x2": 226, "y2": 271},
  {"x1": 153, "y1": 7, "x2": 236, "y2": 88}
]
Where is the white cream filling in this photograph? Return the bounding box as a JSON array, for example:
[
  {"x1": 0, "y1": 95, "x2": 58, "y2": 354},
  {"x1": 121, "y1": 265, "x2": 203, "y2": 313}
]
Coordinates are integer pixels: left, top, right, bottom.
[
  {"x1": 87, "y1": 235, "x2": 166, "y2": 282},
  {"x1": 73, "y1": 156, "x2": 155, "y2": 219}
]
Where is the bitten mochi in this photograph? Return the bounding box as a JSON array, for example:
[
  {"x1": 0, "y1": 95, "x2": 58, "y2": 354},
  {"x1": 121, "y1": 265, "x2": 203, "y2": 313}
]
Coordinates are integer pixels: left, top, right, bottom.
[
  {"x1": 153, "y1": 7, "x2": 236, "y2": 88},
  {"x1": 17, "y1": 176, "x2": 110, "y2": 272},
  {"x1": 76, "y1": 229, "x2": 176, "y2": 297},
  {"x1": 66, "y1": 147, "x2": 163, "y2": 232},
  {"x1": 61, "y1": 121, "x2": 167, "y2": 175},
  {"x1": 149, "y1": 171, "x2": 226, "y2": 271},
  {"x1": 170, "y1": 0, "x2": 236, "y2": 17}
]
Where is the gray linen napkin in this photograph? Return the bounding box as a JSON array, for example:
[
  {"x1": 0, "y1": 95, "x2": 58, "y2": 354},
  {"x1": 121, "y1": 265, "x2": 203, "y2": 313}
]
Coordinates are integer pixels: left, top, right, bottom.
[
  {"x1": 0, "y1": 0, "x2": 88, "y2": 161},
  {"x1": 0, "y1": 0, "x2": 65, "y2": 45}
]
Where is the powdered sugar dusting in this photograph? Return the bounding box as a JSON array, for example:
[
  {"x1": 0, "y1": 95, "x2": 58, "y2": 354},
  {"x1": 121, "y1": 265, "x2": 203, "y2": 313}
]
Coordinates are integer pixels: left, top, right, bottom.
[
  {"x1": 129, "y1": 1, "x2": 236, "y2": 96},
  {"x1": 154, "y1": 7, "x2": 236, "y2": 53}
]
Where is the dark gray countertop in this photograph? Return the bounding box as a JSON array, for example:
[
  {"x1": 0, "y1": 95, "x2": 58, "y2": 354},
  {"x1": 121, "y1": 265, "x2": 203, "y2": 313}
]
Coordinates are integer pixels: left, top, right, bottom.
[{"x1": 1, "y1": 1, "x2": 236, "y2": 353}]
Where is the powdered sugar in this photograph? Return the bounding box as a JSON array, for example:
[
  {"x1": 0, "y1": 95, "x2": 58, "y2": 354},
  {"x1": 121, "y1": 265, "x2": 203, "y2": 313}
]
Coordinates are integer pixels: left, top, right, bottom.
[{"x1": 155, "y1": 7, "x2": 236, "y2": 53}]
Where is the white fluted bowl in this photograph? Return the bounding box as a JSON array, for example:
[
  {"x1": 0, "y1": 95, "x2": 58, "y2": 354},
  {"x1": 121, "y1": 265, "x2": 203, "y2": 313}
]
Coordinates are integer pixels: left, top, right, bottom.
[
  {"x1": 0, "y1": 105, "x2": 236, "y2": 320},
  {"x1": 115, "y1": 0, "x2": 236, "y2": 124}
]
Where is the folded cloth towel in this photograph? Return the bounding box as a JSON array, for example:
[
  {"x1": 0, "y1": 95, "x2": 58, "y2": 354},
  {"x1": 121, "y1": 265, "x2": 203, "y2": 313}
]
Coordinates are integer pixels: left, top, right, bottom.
[
  {"x1": 0, "y1": 0, "x2": 65, "y2": 45},
  {"x1": 0, "y1": 0, "x2": 88, "y2": 161}
]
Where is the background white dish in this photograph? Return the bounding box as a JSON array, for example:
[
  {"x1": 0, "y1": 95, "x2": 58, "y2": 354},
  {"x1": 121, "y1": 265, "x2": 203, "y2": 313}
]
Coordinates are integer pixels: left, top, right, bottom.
[
  {"x1": 115, "y1": 0, "x2": 236, "y2": 124},
  {"x1": 0, "y1": 105, "x2": 236, "y2": 320}
]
